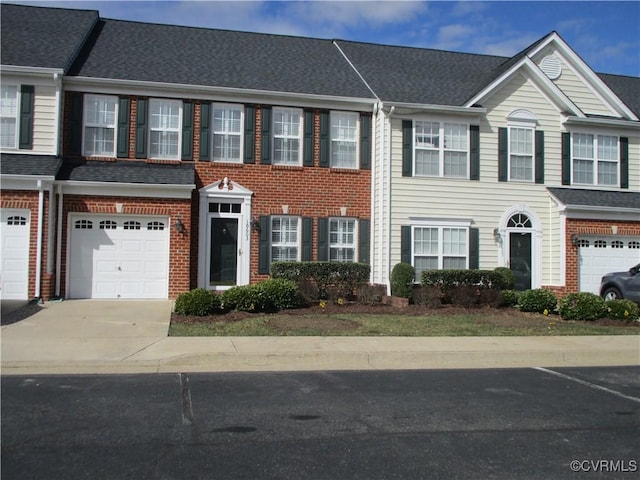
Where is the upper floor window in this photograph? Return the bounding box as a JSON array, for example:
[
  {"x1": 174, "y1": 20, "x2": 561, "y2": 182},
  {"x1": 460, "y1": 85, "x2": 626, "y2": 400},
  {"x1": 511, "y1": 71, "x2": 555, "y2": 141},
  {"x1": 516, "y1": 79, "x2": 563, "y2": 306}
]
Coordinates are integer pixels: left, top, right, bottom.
[
  {"x1": 509, "y1": 127, "x2": 534, "y2": 182},
  {"x1": 414, "y1": 120, "x2": 468, "y2": 178},
  {"x1": 329, "y1": 218, "x2": 357, "y2": 262},
  {"x1": 213, "y1": 104, "x2": 242, "y2": 162},
  {"x1": 330, "y1": 111, "x2": 358, "y2": 169},
  {"x1": 150, "y1": 99, "x2": 181, "y2": 160},
  {"x1": 271, "y1": 216, "x2": 300, "y2": 262},
  {"x1": 83, "y1": 94, "x2": 117, "y2": 156},
  {"x1": 572, "y1": 133, "x2": 618, "y2": 186},
  {"x1": 273, "y1": 107, "x2": 302, "y2": 165},
  {"x1": 1, "y1": 85, "x2": 18, "y2": 149}
]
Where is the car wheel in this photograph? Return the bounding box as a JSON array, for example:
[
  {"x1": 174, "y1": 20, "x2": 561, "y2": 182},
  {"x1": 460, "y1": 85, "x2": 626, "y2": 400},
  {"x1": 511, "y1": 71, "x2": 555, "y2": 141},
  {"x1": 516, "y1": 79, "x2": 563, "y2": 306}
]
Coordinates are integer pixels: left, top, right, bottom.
[{"x1": 603, "y1": 287, "x2": 623, "y2": 301}]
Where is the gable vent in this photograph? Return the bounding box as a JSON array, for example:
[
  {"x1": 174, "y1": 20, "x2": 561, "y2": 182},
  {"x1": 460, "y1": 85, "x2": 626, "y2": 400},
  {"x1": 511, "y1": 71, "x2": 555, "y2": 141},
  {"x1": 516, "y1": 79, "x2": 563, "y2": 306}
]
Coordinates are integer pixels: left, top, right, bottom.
[{"x1": 540, "y1": 54, "x2": 562, "y2": 79}]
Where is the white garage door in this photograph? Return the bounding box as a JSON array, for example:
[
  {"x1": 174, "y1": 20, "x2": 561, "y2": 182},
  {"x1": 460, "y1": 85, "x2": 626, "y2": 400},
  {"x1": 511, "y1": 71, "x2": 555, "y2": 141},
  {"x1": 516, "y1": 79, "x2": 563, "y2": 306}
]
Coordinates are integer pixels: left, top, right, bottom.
[
  {"x1": 0, "y1": 209, "x2": 30, "y2": 300},
  {"x1": 68, "y1": 215, "x2": 169, "y2": 299},
  {"x1": 579, "y1": 236, "x2": 640, "y2": 294}
]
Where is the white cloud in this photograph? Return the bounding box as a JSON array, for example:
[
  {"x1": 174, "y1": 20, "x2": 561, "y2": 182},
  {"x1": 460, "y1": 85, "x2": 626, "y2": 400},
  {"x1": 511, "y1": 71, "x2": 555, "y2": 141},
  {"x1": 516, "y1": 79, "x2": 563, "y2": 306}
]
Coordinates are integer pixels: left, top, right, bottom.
[{"x1": 431, "y1": 23, "x2": 476, "y2": 50}]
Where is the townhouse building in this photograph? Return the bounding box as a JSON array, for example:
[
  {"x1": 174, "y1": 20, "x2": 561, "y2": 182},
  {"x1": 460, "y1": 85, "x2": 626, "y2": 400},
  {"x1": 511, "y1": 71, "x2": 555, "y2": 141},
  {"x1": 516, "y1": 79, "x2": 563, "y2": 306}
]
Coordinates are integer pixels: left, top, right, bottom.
[{"x1": 1, "y1": 3, "x2": 638, "y2": 302}]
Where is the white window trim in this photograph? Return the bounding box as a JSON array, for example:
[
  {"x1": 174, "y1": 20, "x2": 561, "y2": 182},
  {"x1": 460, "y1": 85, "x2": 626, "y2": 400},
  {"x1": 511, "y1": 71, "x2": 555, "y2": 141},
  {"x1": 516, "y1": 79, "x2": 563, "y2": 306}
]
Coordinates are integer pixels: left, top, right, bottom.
[
  {"x1": 411, "y1": 223, "x2": 470, "y2": 278},
  {"x1": 570, "y1": 131, "x2": 620, "y2": 187},
  {"x1": 212, "y1": 103, "x2": 244, "y2": 163},
  {"x1": 271, "y1": 215, "x2": 301, "y2": 262},
  {"x1": 329, "y1": 217, "x2": 358, "y2": 262},
  {"x1": 330, "y1": 111, "x2": 359, "y2": 169},
  {"x1": 82, "y1": 94, "x2": 118, "y2": 157},
  {"x1": 0, "y1": 84, "x2": 20, "y2": 150},
  {"x1": 149, "y1": 98, "x2": 182, "y2": 160},
  {"x1": 272, "y1": 107, "x2": 303, "y2": 166},
  {"x1": 413, "y1": 118, "x2": 470, "y2": 179},
  {"x1": 507, "y1": 125, "x2": 535, "y2": 183}
]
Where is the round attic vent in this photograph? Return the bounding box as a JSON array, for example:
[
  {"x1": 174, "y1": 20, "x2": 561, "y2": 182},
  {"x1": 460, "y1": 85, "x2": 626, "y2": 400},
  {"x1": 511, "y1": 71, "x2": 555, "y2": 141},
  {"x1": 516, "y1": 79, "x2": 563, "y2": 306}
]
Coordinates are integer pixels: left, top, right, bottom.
[{"x1": 540, "y1": 54, "x2": 562, "y2": 79}]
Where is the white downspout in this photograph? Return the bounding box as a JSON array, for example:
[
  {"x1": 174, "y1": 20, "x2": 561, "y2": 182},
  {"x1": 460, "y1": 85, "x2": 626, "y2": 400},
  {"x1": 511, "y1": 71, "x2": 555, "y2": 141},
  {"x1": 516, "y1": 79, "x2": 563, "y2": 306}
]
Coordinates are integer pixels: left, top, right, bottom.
[
  {"x1": 53, "y1": 72, "x2": 62, "y2": 156},
  {"x1": 385, "y1": 106, "x2": 395, "y2": 294},
  {"x1": 35, "y1": 180, "x2": 45, "y2": 300},
  {"x1": 55, "y1": 184, "x2": 63, "y2": 298},
  {"x1": 47, "y1": 182, "x2": 55, "y2": 273},
  {"x1": 369, "y1": 102, "x2": 378, "y2": 285},
  {"x1": 377, "y1": 104, "x2": 385, "y2": 285}
]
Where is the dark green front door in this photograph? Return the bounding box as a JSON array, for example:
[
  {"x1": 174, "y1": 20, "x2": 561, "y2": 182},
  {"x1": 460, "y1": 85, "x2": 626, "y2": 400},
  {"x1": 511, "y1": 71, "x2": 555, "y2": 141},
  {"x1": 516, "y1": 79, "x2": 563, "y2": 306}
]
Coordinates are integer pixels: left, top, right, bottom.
[
  {"x1": 510, "y1": 232, "x2": 532, "y2": 291},
  {"x1": 210, "y1": 218, "x2": 238, "y2": 286}
]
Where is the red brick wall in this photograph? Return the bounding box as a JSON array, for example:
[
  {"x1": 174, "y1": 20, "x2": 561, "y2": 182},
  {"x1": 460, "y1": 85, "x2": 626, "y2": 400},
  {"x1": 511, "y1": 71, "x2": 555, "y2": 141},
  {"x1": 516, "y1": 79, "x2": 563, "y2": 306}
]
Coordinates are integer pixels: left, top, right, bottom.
[{"x1": 60, "y1": 195, "x2": 191, "y2": 298}]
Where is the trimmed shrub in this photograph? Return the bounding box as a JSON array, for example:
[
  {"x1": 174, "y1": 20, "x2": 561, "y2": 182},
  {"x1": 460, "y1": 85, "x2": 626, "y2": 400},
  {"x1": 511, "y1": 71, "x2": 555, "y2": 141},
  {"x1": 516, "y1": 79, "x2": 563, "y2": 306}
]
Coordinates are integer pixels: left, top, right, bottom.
[
  {"x1": 220, "y1": 279, "x2": 300, "y2": 313},
  {"x1": 493, "y1": 267, "x2": 515, "y2": 290},
  {"x1": 449, "y1": 285, "x2": 481, "y2": 308},
  {"x1": 605, "y1": 299, "x2": 639, "y2": 322},
  {"x1": 220, "y1": 285, "x2": 258, "y2": 312},
  {"x1": 499, "y1": 289, "x2": 520, "y2": 308},
  {"x1": 421, "y1": 269, "x2": 510, "y2": 304},
  {"x1": 390, "y1": 263, "x2": 415, "y2": 299},
  {"x1": 174, "y1": 288, "x2": 220, "y2": 316},
  {"x1": 412, "y1": 285, "x2": 443, "y2": 308},
  {"x1": 559, "y1": 292, "x2": 607, "y2": 321},
  {"x1": 517, "y1": 289, "x2": 557, "y2": 314}
]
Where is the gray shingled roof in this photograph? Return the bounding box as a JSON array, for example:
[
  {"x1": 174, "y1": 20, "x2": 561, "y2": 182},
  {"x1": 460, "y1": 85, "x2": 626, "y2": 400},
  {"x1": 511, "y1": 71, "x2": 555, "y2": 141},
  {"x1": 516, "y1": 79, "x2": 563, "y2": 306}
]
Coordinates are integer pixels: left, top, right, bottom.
[
  {"x1": 548, "y1": 187, "x2": 640, "y2": 210},
  {"x1": 70, "y1": 19, "x2": 375, "y2": 99},
  {"x1": 57, "y1": 161, "x2": 195, "y2": 186},
  {"x1": 334, "y1": 40, "x2": 506, "y2": 105},
  {"x1": 1, "y1": 3, "x2": 98, "y2": 72},
  {"x1": 1, "y1": 153, "x2": 62, "y2": 176},
  {"x1": 598, "y1": 73, "x2": 640, "y2": 118}
]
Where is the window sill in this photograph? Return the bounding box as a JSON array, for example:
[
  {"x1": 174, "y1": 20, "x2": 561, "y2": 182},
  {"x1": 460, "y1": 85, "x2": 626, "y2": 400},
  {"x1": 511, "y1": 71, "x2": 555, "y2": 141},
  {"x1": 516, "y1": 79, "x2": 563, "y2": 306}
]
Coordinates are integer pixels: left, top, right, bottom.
[
  {"x1": 145, "y1": 158, "x2": 182, "y2": 165},
  {"x1": 330, "y1": 167, "x2": 360, "y2": 174},
  {"x1": 271, "y1": 164, "x2": 304, "y2": 171},
  {"x1": 208, "y1": 161, "x2": 245, "y2": 168}
]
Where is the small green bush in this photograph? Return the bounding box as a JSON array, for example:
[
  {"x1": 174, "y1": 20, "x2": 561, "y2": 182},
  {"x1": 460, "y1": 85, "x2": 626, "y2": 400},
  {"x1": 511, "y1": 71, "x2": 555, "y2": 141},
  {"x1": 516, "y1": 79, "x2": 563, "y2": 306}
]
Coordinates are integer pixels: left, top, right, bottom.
[
  {"x1": 271, "y1": 261, "x2": 370, "y2": 299},
  {"x1": 220, "y1": 279, "x2": 300, "y2": 313},
  {"x1": 559, "y1": 292, "x2": 607, "y2": 321},
  {"x1": 605, "y1": 299, "x2": 639, "y2": 322},
  {"x1": 499, "y1": 289, "x2": 520, "y2": 308},
  {"x1": 493, "y1": 267, "x2": 515, "y2": 290},
  {"x1": 220, "y1": 285, "x2": 257, "y2": 312},
  {"x1": 390, "y1": 263, "x2": 415, "y2": 298},
  {"x1": 421, "y1": 269, "x2": 510, "y2": 291},
  {"x1": 174, "y1": 288, "x2": 220, "y2": 316},
  {"x1": 518, "y1": 289, "x2": 557, "y2": 314}
]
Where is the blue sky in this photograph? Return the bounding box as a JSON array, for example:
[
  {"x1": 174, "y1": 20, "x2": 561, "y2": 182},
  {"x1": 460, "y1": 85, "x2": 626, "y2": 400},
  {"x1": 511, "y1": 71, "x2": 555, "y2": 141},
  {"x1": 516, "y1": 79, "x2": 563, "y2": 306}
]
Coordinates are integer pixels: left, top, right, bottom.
[{"x1": 12, "y1": 1, "x2": 640, "y2": 76}]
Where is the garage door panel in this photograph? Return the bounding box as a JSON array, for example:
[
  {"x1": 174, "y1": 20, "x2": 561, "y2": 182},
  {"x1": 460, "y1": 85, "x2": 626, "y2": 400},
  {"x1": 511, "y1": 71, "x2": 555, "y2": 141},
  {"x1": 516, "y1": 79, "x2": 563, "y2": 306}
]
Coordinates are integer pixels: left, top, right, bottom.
[
  {"x1": 1, "y1": 210, "x2": 30, "y2": 300},
  {"x1": 579, "y1": 237, "x2": 640, "y2": 294}
]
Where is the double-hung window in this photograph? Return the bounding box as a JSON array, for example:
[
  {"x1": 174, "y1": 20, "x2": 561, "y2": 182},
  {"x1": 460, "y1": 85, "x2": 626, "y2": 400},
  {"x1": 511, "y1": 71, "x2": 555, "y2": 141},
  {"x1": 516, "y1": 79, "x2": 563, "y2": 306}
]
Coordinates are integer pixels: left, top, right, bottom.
[
  {"x1": 271, "y1": 216, "x2": 300, "y2": 262},
  {"x1": 413, "y1": 226, "x2": 468, "y2": 280},
  {"x1": 414, "y1": 120, "x2": 468, "y2": 177},
  {"x1": 273, "y1": 107, "x2": 302, "y2": 165},
  {"x1": 213, "y1": 104, "x2": 242, "y2": 162},
  {"x1": 149, "y1": 99, "x2": 181, "y2": 160},
  {"x1": 330, "y1": 111, "x2": 358, "y2": 168},
  {"x1": 0, "y1": 85, "x2": 18, "y2": 149},
  {"x1": 572, "y1": 133, "x2": 618, "y2": 186},
  {"x1": 83, "y1": 94, "x2": 117, "y2": 156},
  {"x1": 509, "y1": 127, "x2": 534, "y2": 181},
  {"x1": 329, "y1": 218, "x2": 357, "y2": 262}
]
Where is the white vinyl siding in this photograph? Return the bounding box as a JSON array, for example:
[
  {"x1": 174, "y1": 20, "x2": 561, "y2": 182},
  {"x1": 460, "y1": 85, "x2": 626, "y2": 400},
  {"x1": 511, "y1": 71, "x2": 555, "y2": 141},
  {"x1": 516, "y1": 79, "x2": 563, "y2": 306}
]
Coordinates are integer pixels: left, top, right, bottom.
[
  {"x1": 273, "y1": 107, "x2": 302, "y2": 165},
  {"x1": 83, "y1": 94, "x2": 117, "y2": 156},
  {"x1": 413, "y1": 226, "x2": 468, "y2": 281},
  {"x1": 271, "y1": 216, "x2": 300, "y2": 262},
  {"x1": 213, "y1": 103, "x2": 242, "y2": 162},
  {"x1": 329, "y1": 218, "x2": 356, "y2": 262},
  {"x1": 0, "y1": 85, "x2": 18, "y2": 149},
  {"x1": 149, "y1": 99, "x2": 181, "y2": 160},
  {"x1": 572, "y1": 133, "x2": 618, "y2": 186},
  {"x1": 509, "y1": 127, "x2": 534, "y2": 182},
  {"x1": 330, "y1": 111, "x2": 358, "y2": 169},
  {"x1": 414, "y1": 120, "x2": 468, "y2": 178}
]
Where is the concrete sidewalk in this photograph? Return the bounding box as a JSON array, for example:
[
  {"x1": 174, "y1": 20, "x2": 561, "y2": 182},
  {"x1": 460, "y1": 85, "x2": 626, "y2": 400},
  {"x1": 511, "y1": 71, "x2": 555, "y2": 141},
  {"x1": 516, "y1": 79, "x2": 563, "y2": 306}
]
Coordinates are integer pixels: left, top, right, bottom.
[{"x1": 1, "y1": 300, "x2": 639, "y2": 375}]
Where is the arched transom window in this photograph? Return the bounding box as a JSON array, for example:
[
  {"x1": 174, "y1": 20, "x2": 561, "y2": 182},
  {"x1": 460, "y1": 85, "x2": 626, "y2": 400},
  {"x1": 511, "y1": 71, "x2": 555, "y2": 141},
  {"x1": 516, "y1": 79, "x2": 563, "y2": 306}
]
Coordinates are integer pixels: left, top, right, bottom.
[{"x1": 507, "y1": 213, "x2": 532, "y2": 229}]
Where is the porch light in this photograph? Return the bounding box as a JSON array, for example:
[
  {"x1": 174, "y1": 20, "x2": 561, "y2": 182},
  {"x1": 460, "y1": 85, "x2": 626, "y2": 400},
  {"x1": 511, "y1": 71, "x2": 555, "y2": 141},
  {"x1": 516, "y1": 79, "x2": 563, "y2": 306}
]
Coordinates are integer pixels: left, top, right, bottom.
[
  {"x1": 251, "y1": 218, "x2": 261, "y2": 232},
  {"x1": 493, "y1": 228, "x2": 501, "y2": 242},
  {"x1": 174, "y1": 216, "x2": 185, "y2": 234}
]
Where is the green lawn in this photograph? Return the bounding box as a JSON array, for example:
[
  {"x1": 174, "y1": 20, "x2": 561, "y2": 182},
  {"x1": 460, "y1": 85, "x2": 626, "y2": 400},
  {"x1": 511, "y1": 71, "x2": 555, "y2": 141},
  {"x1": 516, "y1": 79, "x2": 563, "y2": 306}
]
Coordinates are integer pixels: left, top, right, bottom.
[{"x1": 169, "y1": 310, "x2": 639, "y2": 337}]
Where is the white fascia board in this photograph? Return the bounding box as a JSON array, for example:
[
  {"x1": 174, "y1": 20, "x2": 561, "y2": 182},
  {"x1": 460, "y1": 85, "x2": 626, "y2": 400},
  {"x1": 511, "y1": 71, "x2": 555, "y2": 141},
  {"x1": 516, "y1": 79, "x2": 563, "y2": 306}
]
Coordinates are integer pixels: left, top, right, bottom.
[
  {"x1": 385, "y1": 102, "x2": 486, "y2": 117},
  {"x1": 58, "y1": 180, "x2": 195, "y2": 199},
  {"x1": 1, "y1": 65, "x2": 64, "y2": 77},
  {"x1": 464, "y1": 58, "x2": 583, "y2": 117},
  {"x1": 529, "y1": 34, "x2": 638, "y2": 121},
  {"x1": 563, "y1": 206, "x2": 640, "y2": 221},
  {"x1": 63, "y1": 77, "x2": 377, "y2": 112},
  {"x1": 564, "y1": 116, "x2": 640, "y2": 133},
  {"x1": 1, "y1": 175, "x2": 56, "y2": 190}
]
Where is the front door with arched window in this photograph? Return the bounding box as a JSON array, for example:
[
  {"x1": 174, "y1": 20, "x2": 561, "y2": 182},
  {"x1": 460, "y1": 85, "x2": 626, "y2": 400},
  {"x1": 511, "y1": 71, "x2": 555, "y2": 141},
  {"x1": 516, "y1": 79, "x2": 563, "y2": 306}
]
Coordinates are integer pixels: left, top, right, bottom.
[{"x1": 508, "y1": 213, "x2": 532, "y2": 290}]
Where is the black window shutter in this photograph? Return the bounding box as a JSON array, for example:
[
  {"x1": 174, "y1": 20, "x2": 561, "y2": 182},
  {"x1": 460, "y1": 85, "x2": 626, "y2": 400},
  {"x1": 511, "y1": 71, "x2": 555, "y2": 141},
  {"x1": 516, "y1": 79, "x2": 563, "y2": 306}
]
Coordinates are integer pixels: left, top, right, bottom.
[
  {"x1": 469, "y1": 227, "x2": 479, "y2": 270},
  {"x1": 620, "y1": 137, "x2": 629, "y2": 189},
  {"x1": 561, "y1": 132, "x2": 571, "y2": 185},
  {"x1": 498, "y1": 127, "x2": 508, "y2": 182},
  {"x1": 317, "y1": 218, "x2": 328, "y2": 261},
  {"x1": 302, "y1": 217, "x2": 313, "y2": 261},
  {"x1": 135, "y1": 98, "x2": 148, "y2": 159},
  {"x1": 535, "y1": 130, "x2": 544, "y2": 184},
  {"x1": 360, "y1": 113, "x2": 371, "y2": 170},
  {"x1": 258, "y1": 216, "x2": 271, "y2": 274},
  {"x1": 402, "y1": 120, "x2": 413, "y2": 177},
  {"x1": 261, "y1": 106, "x2": 272, "y2": 165},
  {"x1": 244, "y1": 105, "x2": 255, "y2": 164},
  {"x1": 68, "y1": 92, "x2": 83, "y2": 156},
  {"x1": 400, "y1": 226, "x2": 411, "y2": 264},
  {"x1": 199, "y1": 102, "x2": 211, "y2": 161},
  {"x1": 116, "y1": 97, "x2": 130, "y2": 158},
  {"x1": 18, "y1": 85, "x2": 34, "y2": 150},
  {"x1": 303, "y1": 109, "x2": 314, "y2": 166},
  {"x1": 358, "y1": 219, "x2": 370, "y2": 264},
  {"x1": 181, "y1": 102, "x2": 194, "y2": 161},
  {"x1": 319, "y1": 111, "x2": 330, "y2": 168},
  {"x1": 469, "y1": 124, "x2": 480, "y2": 180}
]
